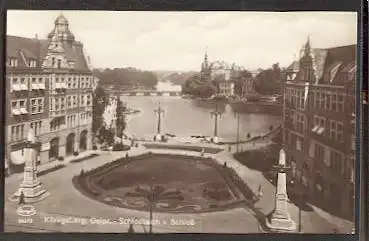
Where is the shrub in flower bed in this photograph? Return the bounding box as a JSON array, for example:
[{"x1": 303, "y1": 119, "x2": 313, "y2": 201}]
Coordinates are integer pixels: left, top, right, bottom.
[
  {"x1": 112, "y1": 143, "x2": 131, "y2": 151},
  {"x1": 73, "y1": 151, "x2": 79, "y2": 156}
]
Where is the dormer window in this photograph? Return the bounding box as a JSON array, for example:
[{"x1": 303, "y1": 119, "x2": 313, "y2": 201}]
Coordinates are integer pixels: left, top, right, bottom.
[
  {"x1": 29, "y1": 59, "x2": 37, "y2": 68},
  {"x1": 10, "y1": 58, "x2": 18, "y2": 67}
]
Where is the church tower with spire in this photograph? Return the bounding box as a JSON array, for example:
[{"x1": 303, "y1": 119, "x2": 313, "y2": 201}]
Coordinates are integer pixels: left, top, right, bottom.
[{"x1": 200, "y1": 51, "x2": 211, "y2": 82}]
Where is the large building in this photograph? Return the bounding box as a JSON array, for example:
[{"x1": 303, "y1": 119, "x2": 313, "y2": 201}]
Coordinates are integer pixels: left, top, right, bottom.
[
  {"x1": 199, "y1": 52, "x2": 236, "y2": 98},
  {"x1": 5, "y1": 14, "x2": 97, "y2": 171},
  {"x1": 283, "y1": 38, "x2": 356, "y2": 219}
]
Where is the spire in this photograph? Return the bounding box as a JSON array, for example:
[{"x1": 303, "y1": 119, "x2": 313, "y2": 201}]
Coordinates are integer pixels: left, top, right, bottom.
[{"x1": 304, "y1": 35, "x2": 311, "y2": 55}]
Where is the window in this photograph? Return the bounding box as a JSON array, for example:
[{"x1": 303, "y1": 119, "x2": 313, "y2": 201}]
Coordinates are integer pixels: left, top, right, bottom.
[
  {"x1": 30, "y1": 98, "x2": 44, "y2": 114},
  {"x1": 73, "y1": 95, "x2": 77, "y2": 107},
  {"x1": 30, "y1": 121, "x2": 42, "y2": 136},
  {"x1": 29, "y1": 60, "x2": 37, "y2": 68},
  {"x1": 296, "y1": 113, "x2": 305, "y2": 133},
  {"x1": 314, "y1": 143, "x2": 325, "y2": 167},
  {"x1": 87, "y1": 95, "x2": 91, "y2": 106},
  {"x1": 337, "y1": 94, "x2": 344, "y2": 112},
  {"x1": 331, "y1": 94, "x2": 337, "y2": 111},
  {"x1": 57, "y1": 59, "x2": 61, "y2": 69},
  {"x1": 326, "y1": 93, "x2": 331, "y2": 110},
  {"x1": 52, "y1": 57, "x2": 55, "y2": 67},
  {"x1": 60, "y1": 97, "x2": 65, "y2": 110},
  {"x1": 73, "y1": 77, "x2": 77, "y2": 88},
  {"x1": 330, "y1": 120, "x2": 343, "y2": 142},
  {"x1": 67, "y1": 96, "x2": 72, "y2": 108},
  {"x1": 10, "y1": 124, "x2": 25, "y2": 141},
  {"x1": 10, "y1": 58, "x2": 18, "y2": 67},
  {"x1": 81, "y1": 95, "x2": 85, "y2": 106},
  {"x1": 296, "y1": 136, "x2": 303, "y2": 151},
  {"x1": 331, "y1": 151, "x2": 343, "y2": 175},
  {"x1": 68, "y1": 78, "x2": 72, "y2": 88}
]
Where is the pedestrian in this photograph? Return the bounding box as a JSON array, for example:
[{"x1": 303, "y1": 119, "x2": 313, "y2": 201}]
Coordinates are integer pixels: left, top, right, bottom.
[{"x1": 19, "y1": 191, "x2": 25, "y2": 206}]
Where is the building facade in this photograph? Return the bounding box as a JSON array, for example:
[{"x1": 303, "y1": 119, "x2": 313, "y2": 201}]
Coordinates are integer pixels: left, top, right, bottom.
[
  {"x1": 6, "y1": 14, "x2": 95, "y2": 171},
  {"x1": 283, "y1": 38, "x2": 356, "y2": 219}
]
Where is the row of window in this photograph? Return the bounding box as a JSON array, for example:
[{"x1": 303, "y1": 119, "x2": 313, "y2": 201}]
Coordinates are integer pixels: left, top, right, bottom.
[
  {"x1": 7, "y1": 57, "x2": 37, "y2": 68},
  {"x1": 11, "y1": 98, "x2": 45, "y2": 115},
  {"x1": 312, "y1": 115, "x2": 344, "y2": 143},
  {"x1": 10, "y1": 120, "x2": 43, "y2": 141},
  {"x1": 66, "y1": 112, "x2": 92, "y2": 128},
  {"x1": 286, "y1": 88, "x2": 305, "y2": 110},
  {"x1": 288, "y1": 136, "x2": 353, "y2": 181},
  {"x1": 8, "y1": 74, "x2": 94, "y2": 92},
  {"x1": 311, "y1": 90, "x2": 345, "y2": 112},
  {"x1": 50, "y1": 94, "x2": 92, "y2": 112}
]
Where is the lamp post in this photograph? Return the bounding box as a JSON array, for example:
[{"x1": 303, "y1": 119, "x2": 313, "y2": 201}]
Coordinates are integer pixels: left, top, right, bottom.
[
  {"x1": 154, "y1": 102, "x2": 165, "y2": 135},
  {"x1": 149, "y1": 176, "x2": 155, "y2": 234},
  {"x1": 298, "y1": 165, "x2": 304, "y2": 233},
  {"x1": 210, "y1": 104, "x2": 222, "y2": 141},
  {"x1": 234, "y1": 111, "x2": 240, "y2": 152}
]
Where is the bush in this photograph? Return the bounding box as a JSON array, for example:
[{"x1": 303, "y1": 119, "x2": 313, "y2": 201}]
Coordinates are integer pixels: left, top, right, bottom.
[
  {"x1": 73, "y1": 151, "x2": 79, "y2": 156},
  {"x1": 92, "y1": 145, "x2": 98, "y2": 151},
  {"x1": 58, "y1": 156, "x2": 64, "y2": 162}
]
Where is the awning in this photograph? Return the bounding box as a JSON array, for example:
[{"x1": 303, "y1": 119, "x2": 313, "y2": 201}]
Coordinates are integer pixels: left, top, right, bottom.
[
  {"x1": 12, "y1": 109, "x2": 21, "y2": 115},
  {"x1": 312, "y1": 125, "x2": 319, "y2": 132},
  {"x1": 317, "y1": 127, "x2": 325, "y2": 135},
  {"x1": 10, "y1": 150, "x2": 25, "y2": 165},
  {"x1": 31, "y1": 83, "x2": 39, "y2": 90},
  {"x1": 13, "y1": 84, "x2": 21, "y2": 91},
  {"x1": 38, "y1": 83, "x2": 46, "y2": 89},
  {"x1": 62, "y1": 83, "x2": 68, "y2": 89},
  {"x1": 20, "y1": 84, "x2": 28, "y2": 90},
  {"x1": 55, "y1": 83, "x2": 62, "y2": 89},
  {"x1": 19, "y1": 108, "x2": 28, "y2": 114}
]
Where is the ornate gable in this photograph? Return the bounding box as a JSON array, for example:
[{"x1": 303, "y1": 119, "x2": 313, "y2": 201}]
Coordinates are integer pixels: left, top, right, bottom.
[{"x1": 42, "y1": 31, "x2": 69, "y2": 69}]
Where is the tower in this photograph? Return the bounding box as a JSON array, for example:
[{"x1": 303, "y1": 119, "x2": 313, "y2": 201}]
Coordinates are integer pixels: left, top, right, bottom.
[
  {"x1": 200, "y1": 50, "x2": 211, "y2": 82},
  {"x1": 47, "y1": 12, "x2": 75, "y2": 43}
]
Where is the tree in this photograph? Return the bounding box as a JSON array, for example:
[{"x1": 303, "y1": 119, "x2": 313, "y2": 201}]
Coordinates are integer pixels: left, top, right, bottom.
[
  {"x1": 233, "y1": 70, "x2": 253, "y2": 96},
  {"x1": 115, "y1": 96, "x2": 127, "y2": 143},
  {"x1": 254, "y1": 63, "x2": 285, "y2": 95},
  {"x1": 182, "y1": 73, "x2": 217, "y2": 98},
  {"x1": 92, "y1": 84, "x2": 108, "y2": 135}
]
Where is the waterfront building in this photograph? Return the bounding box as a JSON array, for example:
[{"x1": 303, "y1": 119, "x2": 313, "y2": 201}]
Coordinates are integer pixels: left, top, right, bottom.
[
  {"x1": 6, "y1": 13, "x2": 94, "y2": 171},
  {"x1": 283, "y1": 37, "x2": 356, "y2": 219},
  {"x1": 199, "y1": 52, "x2": 236, "y2": 98}
]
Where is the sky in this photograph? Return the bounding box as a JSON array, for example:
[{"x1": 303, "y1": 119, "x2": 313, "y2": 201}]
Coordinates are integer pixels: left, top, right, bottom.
[{"x1": 7, "y1": 11, "x2": 357, "y2": 72}]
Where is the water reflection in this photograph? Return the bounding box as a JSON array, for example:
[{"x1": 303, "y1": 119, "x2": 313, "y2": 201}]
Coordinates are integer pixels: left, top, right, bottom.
[{"x1": 122, "y1": 96, "x2": 281, "y2": 141}]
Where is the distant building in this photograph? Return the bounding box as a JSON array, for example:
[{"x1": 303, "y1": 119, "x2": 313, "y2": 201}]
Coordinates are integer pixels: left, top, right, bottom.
[
  {"x1": 6, "y1": 13, "x2": 94, "y2": 171},
  {"x1": 199, "y1": 52, "x2": 236, "y2": 98},
  {"x1": 283, "y1": 37, "x2": 356, "y2": 219}
]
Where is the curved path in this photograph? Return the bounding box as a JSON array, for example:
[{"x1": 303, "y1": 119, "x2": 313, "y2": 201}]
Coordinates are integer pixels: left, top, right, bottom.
[{"x1": 4, "y1": 137, "x2": 352, "y2": 233}]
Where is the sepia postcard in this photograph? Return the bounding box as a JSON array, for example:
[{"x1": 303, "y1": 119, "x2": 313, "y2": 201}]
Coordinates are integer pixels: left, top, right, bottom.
[{"x1": 3, "y1": 10, "x2": 358, "y2": 234}]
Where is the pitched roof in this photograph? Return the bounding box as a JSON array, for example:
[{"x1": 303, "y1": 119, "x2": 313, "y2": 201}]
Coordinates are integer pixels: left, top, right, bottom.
[
  {"x1": 6, "y1": 35, "x2": 90, "y2": 72},
  {"x1": 288, "y1": 44, "x2": 356, "y2": 85},
  {"x1": 286, "y1": 61, "x2": 299, "y2": 72}
]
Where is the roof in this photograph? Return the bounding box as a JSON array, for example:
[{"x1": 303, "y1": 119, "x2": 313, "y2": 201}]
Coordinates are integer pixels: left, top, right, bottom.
[
  {"x1": 286, "y1": 61, "x2": 299, "y2": 72},
  {"x1": 288, "y1": 44, "x2": 356, "y2": 85},
  {"x1": 6, "y1": 35, "x2": 90, "y2": 72}
]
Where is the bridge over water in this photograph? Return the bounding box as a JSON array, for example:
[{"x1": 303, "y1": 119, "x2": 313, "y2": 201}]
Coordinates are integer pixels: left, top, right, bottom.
[{"x1": 111, "y1": 90, "x2": 182, "y2": 97}]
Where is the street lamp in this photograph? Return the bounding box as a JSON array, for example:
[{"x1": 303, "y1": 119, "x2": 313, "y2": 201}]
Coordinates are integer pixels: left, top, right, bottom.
[
  {"x1": 149, "y1": 176, "x2": 155, "y2": 234},
  {"x1": 234, "y1": 111, "x2": 240, "y2": 152}
]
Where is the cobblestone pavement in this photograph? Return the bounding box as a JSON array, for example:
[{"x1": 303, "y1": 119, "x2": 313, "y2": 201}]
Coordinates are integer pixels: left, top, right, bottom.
[{"x1": 4, "y1": 138, "x2": 353, "y2": 233}]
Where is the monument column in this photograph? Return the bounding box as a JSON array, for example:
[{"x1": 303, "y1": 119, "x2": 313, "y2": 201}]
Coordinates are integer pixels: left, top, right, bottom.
[
  {"x1": 265, "y1": 149, "x2": 296, "y2": 232},
  {"x1": 10, "y1": 129, "x2": 50, "y2": 203}
]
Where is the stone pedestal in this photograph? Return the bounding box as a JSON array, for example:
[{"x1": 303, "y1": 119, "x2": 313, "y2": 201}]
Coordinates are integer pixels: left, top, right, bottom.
[
  {"x1": 265, "y1": 149, "x2": 296, "y2": 232},
  {"x1": 212, "y1": 136, "x2": 219, "y2": 144},
  {"x1": 10, "y1": 130, "x2": 49, "y2": 203},
  {"x1": 155, "y1": 134, "x2": 165, "y2": 142}
]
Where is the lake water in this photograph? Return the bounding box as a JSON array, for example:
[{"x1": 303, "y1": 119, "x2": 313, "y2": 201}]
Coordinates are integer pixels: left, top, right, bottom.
[{"x1": 121, "y1": 96, "x2": 282, "y2": 142}]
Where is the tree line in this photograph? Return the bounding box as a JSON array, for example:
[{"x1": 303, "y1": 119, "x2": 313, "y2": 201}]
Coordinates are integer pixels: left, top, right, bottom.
[{"x1": 93, "y1": 68, "x2": 158, "y2": 89}]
